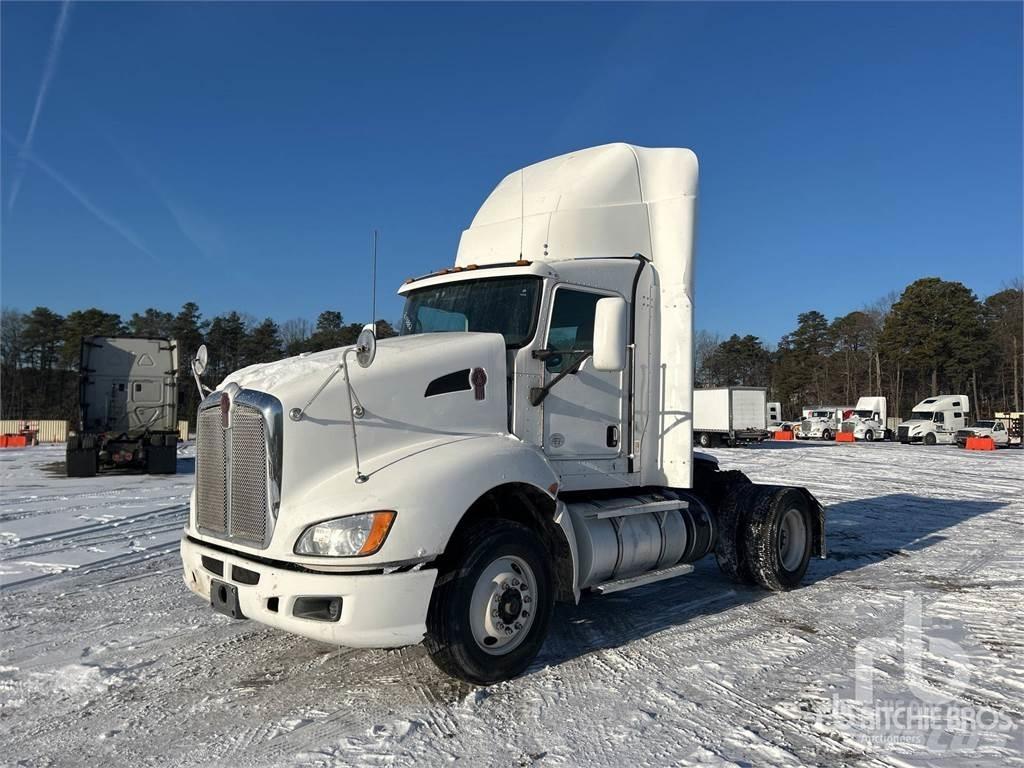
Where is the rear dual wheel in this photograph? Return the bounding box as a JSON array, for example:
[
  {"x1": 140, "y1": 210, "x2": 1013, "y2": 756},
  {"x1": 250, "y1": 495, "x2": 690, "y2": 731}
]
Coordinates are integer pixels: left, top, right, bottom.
[{"x1": 715, "y1": 485, "x2": 813, "y2": 591}]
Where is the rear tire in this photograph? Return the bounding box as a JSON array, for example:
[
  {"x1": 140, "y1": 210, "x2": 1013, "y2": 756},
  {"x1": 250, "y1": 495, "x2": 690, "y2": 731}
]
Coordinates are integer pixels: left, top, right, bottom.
[
  {"x1": 425, "y1": 520, "x2": 553, "y2": 685},
  {"x1": 698, "y1": 432, "x2": 713, "y2": 449},
  {"x1": 714, "y1": 484, "x2": 757, "y2": 585},
  {"x1": 742, "y1": 486, "x2": 813, "y2": 591}
]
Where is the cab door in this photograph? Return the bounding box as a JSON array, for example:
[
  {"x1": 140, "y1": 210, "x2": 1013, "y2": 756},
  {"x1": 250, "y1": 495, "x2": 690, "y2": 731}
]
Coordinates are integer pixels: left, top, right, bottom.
[{"x1": 540, "y1": 286, "x2": 624, "y2": 459}]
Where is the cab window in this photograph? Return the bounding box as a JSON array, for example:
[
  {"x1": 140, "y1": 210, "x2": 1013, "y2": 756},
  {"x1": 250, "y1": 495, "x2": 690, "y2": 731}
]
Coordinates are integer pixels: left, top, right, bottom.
[{"x1": 545, "y1": 288, "x2": 604, "y2": 373}]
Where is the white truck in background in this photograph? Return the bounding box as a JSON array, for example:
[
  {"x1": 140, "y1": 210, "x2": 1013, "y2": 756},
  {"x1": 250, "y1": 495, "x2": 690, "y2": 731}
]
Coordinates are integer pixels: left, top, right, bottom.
[
  {"x1": 797, "y1": 406, "x2": 851, "y2": 441},
  {"x1": 180, "y1": 143, "x2": 825, "y2": 685},
  {"x1": 896, "y1": 395, "x2": 970, "y2": 445},
  {"x1": 693, "y1": 387, "x2": 771, "y2": 447},
  {"x1": 955, "y1": 413, "x2": 1023, "y2": 448},
  {"x1": 840, "y1": 396, "x2": 891, "y2": 441},
  {"x1": 766, "y1": 401, "x2": 782, "y2": 427}
]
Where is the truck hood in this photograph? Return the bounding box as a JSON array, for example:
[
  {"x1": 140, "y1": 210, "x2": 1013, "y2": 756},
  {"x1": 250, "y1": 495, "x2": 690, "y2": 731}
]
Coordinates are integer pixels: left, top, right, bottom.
[
  {"x1": 219, "y1": 332, "x2": 509, "y2": 496},
  {"x1": 898, "y1": 419, "x2": 932, "y2": 429}
]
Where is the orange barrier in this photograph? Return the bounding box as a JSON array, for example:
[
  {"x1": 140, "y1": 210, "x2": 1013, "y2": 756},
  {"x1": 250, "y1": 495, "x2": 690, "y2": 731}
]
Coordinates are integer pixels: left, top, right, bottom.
[
  {"x1": 0, "y1": 434, "x2": 28, "y2": 448},
  {"x1": 965, "y1": 436, "x2": 996, "y2": 451},
  {"x1": 773, "y1": 431, "x2": 794, "y2": 441},
  {"x1": 835, "y1": 432, "x2": 856, "y2": 442}
]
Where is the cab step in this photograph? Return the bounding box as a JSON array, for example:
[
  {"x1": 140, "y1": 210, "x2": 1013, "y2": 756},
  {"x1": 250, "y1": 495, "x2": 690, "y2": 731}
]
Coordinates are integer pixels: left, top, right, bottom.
[{"x1": 592, "y1": 562, "x2": 695, "y2": 595}]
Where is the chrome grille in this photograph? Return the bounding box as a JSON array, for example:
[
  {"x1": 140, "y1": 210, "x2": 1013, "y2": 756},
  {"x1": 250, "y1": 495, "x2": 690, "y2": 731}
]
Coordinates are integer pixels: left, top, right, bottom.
[
  {"x1": 196, "y1": 406, "x2": 227, "y2": 533},
  {"x1": 800, "y1": 420, "x2": 812, "y2": 432},
  {"x1": 841, "y1": 421, "x2": 856, "y2": 433},
  {"x1": 898, "y1": 426, "x2": 910, "y2": 441},
  {"x1": 229, "y1": 404, "x2": 269, "y2": 545},
  {"x1": 194, "y1": 389, "x2": 282, "y2": 549}
]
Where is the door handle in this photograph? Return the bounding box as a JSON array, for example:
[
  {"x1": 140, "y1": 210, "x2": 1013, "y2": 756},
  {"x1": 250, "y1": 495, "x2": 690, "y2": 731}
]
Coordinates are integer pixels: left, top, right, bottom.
[{"x1": 606, "y1": 425, "x2": 619, "y2": 448}]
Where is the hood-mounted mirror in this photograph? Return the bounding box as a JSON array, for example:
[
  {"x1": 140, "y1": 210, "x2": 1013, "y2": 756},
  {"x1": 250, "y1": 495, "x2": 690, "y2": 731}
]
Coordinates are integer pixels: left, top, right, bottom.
[
  {"x1": 191, "y1": 344, "x2": 211, "y2": 396},
  {"x1": 192, "y1": 344, "x2": 209, "y2": 376},
  {"x1": 356, "y1": 324, "x2": 377, "y2": 368}
]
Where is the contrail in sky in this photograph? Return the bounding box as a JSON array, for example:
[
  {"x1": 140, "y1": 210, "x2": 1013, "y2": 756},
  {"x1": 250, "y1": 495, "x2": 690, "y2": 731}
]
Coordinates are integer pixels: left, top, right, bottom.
[
  {"x1": 7, "y1": 0, "x2": 73, "y2": 212},
  {"x1": 3, "y1": 131, "x2": 160, "y2": 262}
]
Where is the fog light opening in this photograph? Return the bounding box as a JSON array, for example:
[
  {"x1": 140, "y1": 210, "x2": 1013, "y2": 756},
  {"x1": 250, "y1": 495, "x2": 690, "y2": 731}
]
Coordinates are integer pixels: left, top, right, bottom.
[{"x1": 292, "y1": 596, "x2": 343, "y2": 623}]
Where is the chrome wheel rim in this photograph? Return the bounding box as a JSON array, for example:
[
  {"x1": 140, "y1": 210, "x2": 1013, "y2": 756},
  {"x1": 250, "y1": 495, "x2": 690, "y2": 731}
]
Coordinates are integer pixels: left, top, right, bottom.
[
  {"x1": 778, "y1": 508, "x2": 807, "y2": 571},
  {"x1": 469, "y1": 555, "x2": 537, "y2": 655}
]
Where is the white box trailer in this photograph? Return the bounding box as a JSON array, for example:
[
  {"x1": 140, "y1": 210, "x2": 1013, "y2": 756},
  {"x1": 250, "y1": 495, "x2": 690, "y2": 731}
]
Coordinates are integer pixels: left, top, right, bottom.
[{"x1": 694, "y1": 387, "x2": 770, "y2": 447}]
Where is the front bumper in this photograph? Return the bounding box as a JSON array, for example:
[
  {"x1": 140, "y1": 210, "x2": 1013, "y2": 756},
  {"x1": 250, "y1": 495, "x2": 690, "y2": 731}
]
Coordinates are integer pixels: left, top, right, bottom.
[{"x1": 180, "y1": 535, "x2": 437, "y2": 648}]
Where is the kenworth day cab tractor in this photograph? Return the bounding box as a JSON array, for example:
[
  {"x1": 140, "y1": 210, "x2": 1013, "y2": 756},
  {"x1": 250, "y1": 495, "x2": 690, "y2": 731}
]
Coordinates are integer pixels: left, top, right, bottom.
[
  {"x1": 797, "y1": 407, "x2": 850, "y2": 441},
  {"x1": 180, "y1": 144, "x2": 825, "y2": 684},
  {"x1": 840, "y1": 396, "x2": 892, "y2": 441}
]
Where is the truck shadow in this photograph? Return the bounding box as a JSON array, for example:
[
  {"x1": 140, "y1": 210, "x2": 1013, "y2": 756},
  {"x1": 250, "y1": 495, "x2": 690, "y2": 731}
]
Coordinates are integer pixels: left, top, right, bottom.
[{"x1": 536, "y1": 493, "x2": 1006, "y2": 670}]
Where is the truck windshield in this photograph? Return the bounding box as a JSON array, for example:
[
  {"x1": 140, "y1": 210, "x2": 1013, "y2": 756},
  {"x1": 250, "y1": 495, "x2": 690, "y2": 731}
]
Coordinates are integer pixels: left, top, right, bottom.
[
  {"x1": 400, "y1": 276, "x2": 541, "y2": 349},
  {"x1": 853, "y1": 410, "x2": 875, "y2": 418},
  {"x1": 910, "y1": 411, "x2": 932, "y2": 420}
]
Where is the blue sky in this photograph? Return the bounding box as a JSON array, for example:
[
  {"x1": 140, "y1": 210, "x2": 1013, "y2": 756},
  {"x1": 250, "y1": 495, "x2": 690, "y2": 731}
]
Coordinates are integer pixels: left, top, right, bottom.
[{"x1": 2, "y1": 1, "x2": 1021, "y2": 343}]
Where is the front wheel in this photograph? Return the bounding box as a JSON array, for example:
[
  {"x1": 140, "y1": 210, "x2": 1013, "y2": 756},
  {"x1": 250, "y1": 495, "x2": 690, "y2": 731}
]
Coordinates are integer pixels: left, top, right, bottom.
[
  {"x1": 864, "y1": 430, "x2": 874, "y2": 442},
  {"x1": 924, "y1": 433, "x2": 937, "y2": 446},
  {"x1": 425, "y1": 520, "x2": 554, "y2": 685},
  {"x1": 822, "y1": 429, "x2": 833, "y2": 441}
]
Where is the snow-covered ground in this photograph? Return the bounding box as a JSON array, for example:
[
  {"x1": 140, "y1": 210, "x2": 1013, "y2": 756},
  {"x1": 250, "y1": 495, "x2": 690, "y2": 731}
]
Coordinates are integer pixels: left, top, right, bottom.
[{"x1": 1, "y1": 441, "x2": 1021, "y2": 767}]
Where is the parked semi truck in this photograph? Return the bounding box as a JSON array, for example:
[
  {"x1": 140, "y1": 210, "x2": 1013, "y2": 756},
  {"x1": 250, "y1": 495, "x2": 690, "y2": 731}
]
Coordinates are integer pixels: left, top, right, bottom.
[
  {"x1": 180, "y1": 144, "x2": 825, "y2": 684},
  {"x1": 797, "y1": 406, "x2": 851, "y2": 440},
  {"x1": 66, "y1": 336, "x2": 179, "y2": 477},
  {"x1": 896, "y1": 395, "x2": 970, "y2": 445},
  {"x1": 693, "y1": 387, "x2": 771, "y2": 447},
  {"x1": 840, "y1": 396, "x2": 891, "y2": 441}
]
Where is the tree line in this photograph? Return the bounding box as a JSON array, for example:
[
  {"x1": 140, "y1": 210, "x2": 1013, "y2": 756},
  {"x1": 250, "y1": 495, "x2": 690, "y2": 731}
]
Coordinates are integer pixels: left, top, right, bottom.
[
  {"x1": 2, "y1": 275, "x2": 1020, "y2": 427},
  {"x1": 696, "y1": 277, "x2": 1023, "y2": 420},
  {"x1": 0, "y1": 303, "x2": 394, "y2": 426}
]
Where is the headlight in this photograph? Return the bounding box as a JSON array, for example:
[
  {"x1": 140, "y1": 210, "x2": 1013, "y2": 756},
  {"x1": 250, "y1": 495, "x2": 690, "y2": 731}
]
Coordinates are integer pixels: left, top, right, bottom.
[{"x1": 294, "y1": 511, "x2": 396, "y2": 557}]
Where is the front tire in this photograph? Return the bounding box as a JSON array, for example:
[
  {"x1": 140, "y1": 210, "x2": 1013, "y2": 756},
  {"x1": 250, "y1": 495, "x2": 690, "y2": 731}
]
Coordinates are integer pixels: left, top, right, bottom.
[
  {"x1": 425, "y1": 520, "x2": 554, "y2": 685},
  {"x1": 864, "y1": 430, "x2": 874, "y2": 442},
  {"x1": 822, "y1": 429, "x2": 833, "y2": 441},
  {"x1": 924, "y1": 433, "x2": 937, "y2": 446}
]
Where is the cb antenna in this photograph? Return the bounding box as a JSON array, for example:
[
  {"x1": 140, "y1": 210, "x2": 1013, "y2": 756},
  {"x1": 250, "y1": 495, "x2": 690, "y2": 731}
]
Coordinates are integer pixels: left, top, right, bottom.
[{"x1": 370, "y1": 228, "x2": 378, "y2": 333}]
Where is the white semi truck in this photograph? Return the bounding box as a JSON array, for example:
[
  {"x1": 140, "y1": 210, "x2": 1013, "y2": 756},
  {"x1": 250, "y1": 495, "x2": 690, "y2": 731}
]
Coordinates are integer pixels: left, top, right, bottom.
[
  {"x1": 797, "y1": 406, "x2": 851, "y2": 440},
  {"x1": 180, "y1": 144, "x2": 825, "y2": 684},
  {"x1": 839, "y1": 396, "x2": 891, "y2": 441},
  {"x1": 896, "y1": 395, "x2": 970, "y2": 445},
  {"x1": 693, "y1": 387, "x2": 771, "y2": 447}
]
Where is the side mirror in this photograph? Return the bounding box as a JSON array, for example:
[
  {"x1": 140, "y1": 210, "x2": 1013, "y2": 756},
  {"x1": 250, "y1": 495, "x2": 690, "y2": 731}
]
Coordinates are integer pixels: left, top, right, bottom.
[
  {"x1": 192, "y1": 344, "x2": 209, "y2": 376},
  {"x1": 592, "y1": 297, "x2": 628, "y2": 372},
  {"x1": 356, "y1": 324, "x2": 377, "y2": 368}
]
